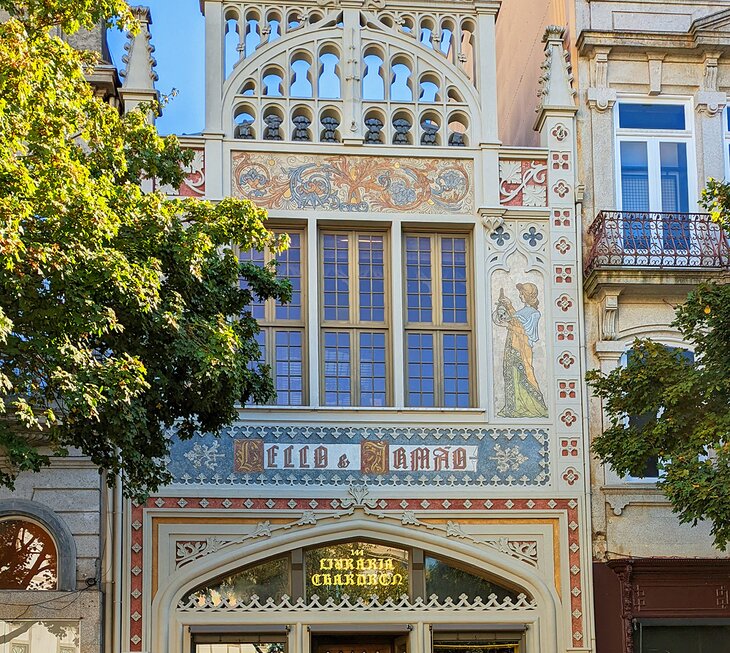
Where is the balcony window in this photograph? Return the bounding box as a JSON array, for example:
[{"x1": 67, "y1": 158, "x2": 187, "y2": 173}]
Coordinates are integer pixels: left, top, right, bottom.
[{"x1": 616, "y1": 102, "x2": 693, "y2": 253}]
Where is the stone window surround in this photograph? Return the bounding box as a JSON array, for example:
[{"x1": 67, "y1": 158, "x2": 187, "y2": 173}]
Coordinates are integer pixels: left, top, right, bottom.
[
  {"x1": 0, "y1": 498, "x2": 77, "y2": 591},
  {"x1": 594, "y1": 335, "x2": 692, "y2": 493}
]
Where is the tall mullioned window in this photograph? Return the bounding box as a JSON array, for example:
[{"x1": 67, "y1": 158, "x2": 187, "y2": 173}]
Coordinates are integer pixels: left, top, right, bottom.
[
  {"x1": 320, "y1": 230, "x2": 389, "y2": 407},
  {"x1": 239, "y1": 230, "x2": 306, "y2": 406},
  {"x1": 404, "y1": 233, "x2": 472, "y2": 407}
]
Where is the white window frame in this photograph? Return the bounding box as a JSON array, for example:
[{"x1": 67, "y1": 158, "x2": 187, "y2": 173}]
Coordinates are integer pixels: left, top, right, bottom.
[{"x1": 613, "y1": 97, "x2": 698, "y2": 215}]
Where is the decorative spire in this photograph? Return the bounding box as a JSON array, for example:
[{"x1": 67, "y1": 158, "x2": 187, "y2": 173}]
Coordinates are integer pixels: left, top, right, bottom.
[
  {"x1": 536, "y1": 25, "x2": 575, "y2": 112},
  {"x1": 119, "y1": 6, "x2": 160, "y2": 118}
]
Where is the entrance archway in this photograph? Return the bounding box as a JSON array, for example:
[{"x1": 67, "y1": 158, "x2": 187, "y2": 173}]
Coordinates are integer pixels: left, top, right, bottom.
[{"x1": 151, "y1": 515, "x2": 563, "y2": 653}]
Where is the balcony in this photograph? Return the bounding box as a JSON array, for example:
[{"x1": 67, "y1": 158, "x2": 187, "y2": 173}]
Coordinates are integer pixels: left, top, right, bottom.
[{"x1": 585, "y1": 211, "x2": 730, "y2": 295}]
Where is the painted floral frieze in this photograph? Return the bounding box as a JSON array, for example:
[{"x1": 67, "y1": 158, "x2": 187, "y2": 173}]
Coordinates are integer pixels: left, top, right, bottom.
[{"x1": 231, "y1": 152, "x2": 474, "y2": 213}]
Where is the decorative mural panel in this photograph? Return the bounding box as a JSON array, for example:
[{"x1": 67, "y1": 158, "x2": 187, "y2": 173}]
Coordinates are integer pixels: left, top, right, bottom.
[
  {"x1": 498, "y1": 159, "x2": 548, "y2": 207},
  {"x1": 167, "y1": 425, "x2": 550, "y2": 487},
  {"x1": 491, "y1": 253, "x2": 549, "y2": 419},
  {"x1": 231, "y1": 152, "x2": 474, "y2": 213}
]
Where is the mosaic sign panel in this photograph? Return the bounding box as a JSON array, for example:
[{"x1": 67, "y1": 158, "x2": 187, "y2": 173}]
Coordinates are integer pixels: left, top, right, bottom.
[
  {"x1": 231, "y1": 152, "x2": 474, "y2": 213},
  {"x1": 167, "y1": 425, "x2": 550, "y2": 487}
]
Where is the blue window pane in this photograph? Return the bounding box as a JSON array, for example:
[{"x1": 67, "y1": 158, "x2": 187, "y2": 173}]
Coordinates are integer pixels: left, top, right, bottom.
[
  {"x1": 239, "y1": 248, "x2": 267, "y2": 320},
  {"x1": 407, "y1": 332, "x2": 434, "y2": 406},
  {"x1": 322, "y1": 234, "x2": 350, "y2": 321},
  {"x1": 358, "y1": 236, "x2": 386, "y2": 322},
  {"x1": 273, "y1": 330, "x2": 304, "y2": 406},
  {"x1": 441, "y1": 237, "x2": 468, "y2": 324},
  {"x1": 620, "y1": 141, "x2": 650, "y2": 250},
  {"x1": 359, "y1": 331, "x2": 387, "y2": 406},
  {"x1": 619, "y1": 104, "x2": 685, "y2": 130},
  {"x1": 275, "y1": 233, "x2": 302, "y2": 321},
  {"x1": 405, "y1": 236, "x2": 432, "y2": 323},
  {"x1": 660, "y1": 142, "x2": 690, "y2": 250},
  {"x1": 442, "y1": 333, "x2": 470, "y2": 407},
  {"x1": 323, "y1": 331, "x2": 351, "y2": 406}
]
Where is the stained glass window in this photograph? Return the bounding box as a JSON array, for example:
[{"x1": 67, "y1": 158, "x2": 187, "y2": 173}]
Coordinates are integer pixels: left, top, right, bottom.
[
  {"x1": 304, "y1": 541, "x2": 408, "y2": 602},
  {"x1": 187, "y1": 557, "x2": 289, "y2": 607},
  {"x1": 425, "y1": 556, "x2": 523, "y2": 602}
]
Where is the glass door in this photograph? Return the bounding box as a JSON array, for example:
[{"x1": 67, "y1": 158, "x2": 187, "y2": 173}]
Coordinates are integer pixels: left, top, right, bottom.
[{"x1": 192, "y1": 637, "x2": 287, "y2": 653}]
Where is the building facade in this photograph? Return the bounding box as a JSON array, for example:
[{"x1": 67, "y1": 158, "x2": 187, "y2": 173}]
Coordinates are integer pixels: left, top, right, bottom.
[
  {"x1": 116, "y1": 2, "x2": 592, "y2": 653},
  {"x1": 500, "y1": 2, "x2": 730, "y2": 652},
  {"x1": 7, "y1": 2, "x2": 730, "y2": 653},
  {"x1": 0, "y1": 12, "x2": 127, "y2": 653}
]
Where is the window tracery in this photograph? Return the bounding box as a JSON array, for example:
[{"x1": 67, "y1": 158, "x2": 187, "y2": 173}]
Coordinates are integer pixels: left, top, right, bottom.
[{"x1": 224, "y1": 5, "x2": 479, "y2": 147}]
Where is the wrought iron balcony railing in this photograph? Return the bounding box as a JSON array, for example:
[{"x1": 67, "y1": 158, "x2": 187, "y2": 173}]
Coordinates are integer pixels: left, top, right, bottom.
[{"x1": 585, "y1": 211, "x2": 730, "y2": 275}]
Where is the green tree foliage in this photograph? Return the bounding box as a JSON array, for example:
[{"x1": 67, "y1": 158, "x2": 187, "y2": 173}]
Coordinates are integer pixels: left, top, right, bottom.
[
  {"x1": 0, "y1": 1, "x2": 290, "y2": 500},
  {"x1": 587, "y1": 181, "x2": 730, "y2": 550}
]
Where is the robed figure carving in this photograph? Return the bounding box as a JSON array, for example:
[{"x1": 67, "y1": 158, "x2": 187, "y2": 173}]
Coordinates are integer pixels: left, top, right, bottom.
[{"x1": 492, "y1": 282, "x2": 549, "y2": 418}]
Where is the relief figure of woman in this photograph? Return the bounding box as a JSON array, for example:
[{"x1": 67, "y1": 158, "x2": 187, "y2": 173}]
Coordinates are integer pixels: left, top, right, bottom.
[{"x1": 492, "y1": 282, "x2": 549, "y2": 418}]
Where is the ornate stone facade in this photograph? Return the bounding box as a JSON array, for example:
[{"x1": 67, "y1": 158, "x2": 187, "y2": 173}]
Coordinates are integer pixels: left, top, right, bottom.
[{"x1": 118, "y1": 3, "x2": 591, "y2": 653}]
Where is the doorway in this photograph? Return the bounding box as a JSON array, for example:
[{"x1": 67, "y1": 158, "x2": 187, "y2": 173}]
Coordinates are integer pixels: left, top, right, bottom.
[{"x1": 311, "y1": 634, "x2": 408, "y2": 653}]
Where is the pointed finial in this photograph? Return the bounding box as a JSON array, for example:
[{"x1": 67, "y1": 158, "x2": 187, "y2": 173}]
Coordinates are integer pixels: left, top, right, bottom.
[{"x1": 119, "y1": 6, "x2": 160, "y2": 119}]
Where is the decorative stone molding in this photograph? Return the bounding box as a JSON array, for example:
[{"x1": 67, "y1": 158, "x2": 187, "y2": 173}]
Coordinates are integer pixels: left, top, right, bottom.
[
  {"x1": 129, "y1": 495, "x2": 586, "y2": 651},
  {"x1": 606, "y1": 495, "x2": 631, "y2": 517},
  {"x1": 537, "y1": 25, "x2": 575, "y2": 112},
  {"x1": 119, "y1": 6, "x2": 159, "y2": 115},
  {"x1": 498, "y1": 159, "x2": 548, "y2": 206},
  {"x1": 695, "y1": 90, "x2": 726, "y2": 117},
  {"x1": 603, "y1": 488, "x2": 670, "y2": 516},
  {"x1": 647, "y1": 54, "x2": 665, "y2": 95},
  {"x1": 177, "y1": 591, "x2": 538, "y2": 613},
  {"x1": 597, "y1": 289, "x2": 621, "y2": 341},
  {"x1": 171, "y1": 485, "x2": 541, "y2": 571},
  {"x1": 176, "y1": 537, "x2": 233, "y2": 568},
  {"x1": 587, "y1": 48, "x2": 616, "y2": 112},
  {"x1": 479, "y1": 207, "x2": 506, "y2": 234},
  {"x1": 702, "y1": 52, "x2": 722, "y2": 91}
]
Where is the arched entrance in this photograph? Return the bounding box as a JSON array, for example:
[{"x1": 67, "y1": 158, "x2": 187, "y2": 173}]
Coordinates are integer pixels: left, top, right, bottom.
[{"x1": 151, "y1": 515, "x2": 563, "y2": 653}]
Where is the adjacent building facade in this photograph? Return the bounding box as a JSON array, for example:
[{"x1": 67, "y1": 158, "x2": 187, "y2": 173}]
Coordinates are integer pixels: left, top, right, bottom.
[{"x1": 500, "y1": 2, "x2": 730, "y2": 652}]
